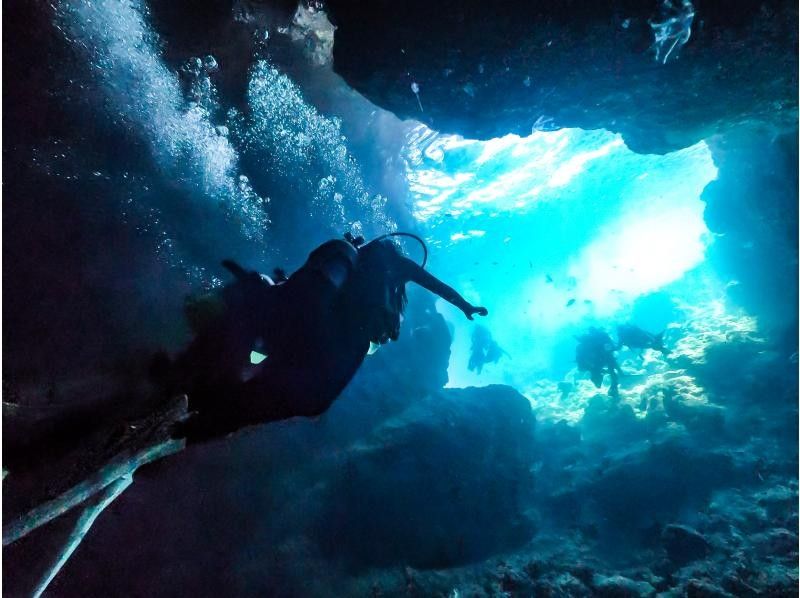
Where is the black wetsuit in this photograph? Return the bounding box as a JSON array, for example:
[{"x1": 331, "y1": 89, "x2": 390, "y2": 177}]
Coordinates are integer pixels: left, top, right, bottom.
[
  {"x1": 575, "y1": 328, "x2": 620, "y2": 397},
  {"x1": 468, "y1": 325, "x2": 507, "y2": 374},
  {"x1": 175, "y1": 238, "x2": 480, "y2": 441}
]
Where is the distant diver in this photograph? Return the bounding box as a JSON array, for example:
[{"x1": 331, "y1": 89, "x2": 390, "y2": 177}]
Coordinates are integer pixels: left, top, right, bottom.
[
  {"x1": 467, "y1": 325, "x2": 509, "y2": 374},
  {"x1": 575, "y1": 327, "x2": 621, "y2": 398},
  {"x1": 161, "y1": 232, "x2": 488, "y2": 442},
  {"x1": 616, "y1": 324, "x2": 669, "y2": 356}
]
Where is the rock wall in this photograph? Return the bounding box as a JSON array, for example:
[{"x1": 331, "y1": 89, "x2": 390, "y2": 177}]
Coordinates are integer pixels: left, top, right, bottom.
[
  {"x1": 315, "y1": 384, "x2": 535, "y2": 570},
  {"x1": 4, "y1": 382, "x2": 538, "y2": 596},
  {"x1": 703, "y1": 125, "x2": 799, "y2": 339},
  {"x1": 327, "y1": 0, "x2": 797, "y2": 154},
  {"x1": 5, "y1": 264, "x2": 797, "y2": 598}
]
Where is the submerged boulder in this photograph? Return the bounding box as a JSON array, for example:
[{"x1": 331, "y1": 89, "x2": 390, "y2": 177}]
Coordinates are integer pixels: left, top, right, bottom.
[
  {"x1": 702, "y1": 126, "x2": 799, "y2": 337},
  {"x1": 592, "y1": 573, "x2": 656, "y2": 597},
  {"x1": 661, "y1": 524, "x2": 711, "y2": 565},
  {"x1": 686, "y1": 579, "x2": 736, "y2": 598},
  {"x1": 751, "y1": 528, "x2": 799, "y2": 557},
  {"x1": 315, "y1": 384, "x2": 535, "y2": 569},
  {"x1": 533, "y1": 571, "x2": 591, "y2": 596}
]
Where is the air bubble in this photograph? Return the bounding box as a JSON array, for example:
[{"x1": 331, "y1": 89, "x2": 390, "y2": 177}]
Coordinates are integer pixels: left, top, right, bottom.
[{"x1": 203, "y1": 55, "x2": 218, "y2": 73}]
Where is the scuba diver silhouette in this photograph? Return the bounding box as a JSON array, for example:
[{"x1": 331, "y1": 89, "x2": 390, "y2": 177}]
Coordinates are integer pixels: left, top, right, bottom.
[
  {"x1": 468, "y1": 325, "x2": 509, "y2": 374},
  {"x1": 575, "y1": 327, "x2": 621, "y2": 398},
  {"x1": 164, "y1": 232, "x2": 487, "y2": 442}
]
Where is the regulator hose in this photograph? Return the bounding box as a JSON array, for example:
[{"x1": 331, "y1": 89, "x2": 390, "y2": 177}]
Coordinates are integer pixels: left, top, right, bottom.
[{"x1": 368, "y1": 231, "x2": 428, "y2": 268}]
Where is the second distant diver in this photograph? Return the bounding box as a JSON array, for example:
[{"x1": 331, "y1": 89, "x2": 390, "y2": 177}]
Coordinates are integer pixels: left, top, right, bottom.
[
  {"x1": 468, "y1": 325, "x2": 509, "y2": 374},
  {"x1": 166, "y1": 232, "x2": 488, "y2": 442},
  {"x1": 575, "y1": 327, "x2": 621, "y2": 398}
]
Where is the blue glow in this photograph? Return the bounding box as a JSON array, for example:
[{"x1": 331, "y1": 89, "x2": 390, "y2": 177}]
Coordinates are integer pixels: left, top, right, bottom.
[
  {"x1": 404, "y1": 126, "x2": 718, "y2": 390},
  {"x1": 249, "y1": 351, "x2": 268, "y2": 364}
]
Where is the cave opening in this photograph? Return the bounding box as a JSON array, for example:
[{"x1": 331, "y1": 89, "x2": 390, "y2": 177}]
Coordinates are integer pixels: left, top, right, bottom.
[
  {"x1": 3, "y1": 0, "x2": 797, "y2": 596},
  {"x1": 403, "y1": 125, "x2": 723, "y2": 404}
]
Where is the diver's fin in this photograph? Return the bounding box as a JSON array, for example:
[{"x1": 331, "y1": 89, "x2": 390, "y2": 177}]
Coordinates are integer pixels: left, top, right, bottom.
[
  {"x1": 221, "y1": 259, "x2": 249, "y2": 280},
  {"x1": 168, "y1": 410, "x2": 199, "y2": 441}
]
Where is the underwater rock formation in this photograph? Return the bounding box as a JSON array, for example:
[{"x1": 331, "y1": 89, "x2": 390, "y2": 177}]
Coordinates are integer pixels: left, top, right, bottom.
[
  {"x1": 702, "y1": 125, "x2": 799, "y2": 337},
  {"x1": 326, "y1": 0, "x2": 798, "y2": 153},
  {"x1": 4, "y1": 383, "x2": 536, "y2": 595},
  {"x1": 3, "y1": 0, "x2": 797, "y2": 596},
  {"x1": 316, "y1": 384, "x2": 535, "y2": 569},
  {"x1": 5, "y1": 260, "x2": 798, "y2": 597},
  {"x1": 661, "y1": 523, "x2": 711, "y2": 565},
  {"x1": 592, "y1": 574, "x2": 656, "y2": 597}
]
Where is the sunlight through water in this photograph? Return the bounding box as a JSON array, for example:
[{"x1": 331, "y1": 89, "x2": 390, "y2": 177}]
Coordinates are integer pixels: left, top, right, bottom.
[{"x1": 403, "y1": 125, "x2": 718, "y2": 395}]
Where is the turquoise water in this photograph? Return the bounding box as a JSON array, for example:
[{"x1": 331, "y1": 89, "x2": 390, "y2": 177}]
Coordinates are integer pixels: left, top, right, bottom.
[
  {"x1": 404, "y1": 126, "x2": 718, "y2": 393},
  {"x1": 5, "y1": 0, "x2": 797, "y2": 595}
]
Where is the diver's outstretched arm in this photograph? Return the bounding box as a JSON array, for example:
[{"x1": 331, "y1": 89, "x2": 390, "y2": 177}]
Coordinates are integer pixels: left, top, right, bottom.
[{"x1": 397, "y1": 256, "x2": 488, "y2": 319}]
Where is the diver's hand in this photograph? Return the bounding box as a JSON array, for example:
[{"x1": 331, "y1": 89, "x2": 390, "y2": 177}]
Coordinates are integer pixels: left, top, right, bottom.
[{"x1": 463, "y1": 305, "x2": 488, "y2": 320}]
